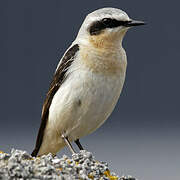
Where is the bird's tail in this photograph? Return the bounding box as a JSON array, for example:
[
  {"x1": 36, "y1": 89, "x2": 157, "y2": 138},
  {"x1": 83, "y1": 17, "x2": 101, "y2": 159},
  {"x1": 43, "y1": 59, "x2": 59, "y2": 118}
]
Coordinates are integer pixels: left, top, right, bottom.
[{"x1": 31, "y1": 148, "x2": 38, "y2": 157}]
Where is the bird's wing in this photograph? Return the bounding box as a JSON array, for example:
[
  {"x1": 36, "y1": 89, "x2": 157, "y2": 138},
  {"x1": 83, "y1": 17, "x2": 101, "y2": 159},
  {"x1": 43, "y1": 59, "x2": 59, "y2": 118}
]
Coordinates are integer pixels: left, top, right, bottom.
[{"x1": 31, "y1": 44, "x2": 79, "y2": 157}]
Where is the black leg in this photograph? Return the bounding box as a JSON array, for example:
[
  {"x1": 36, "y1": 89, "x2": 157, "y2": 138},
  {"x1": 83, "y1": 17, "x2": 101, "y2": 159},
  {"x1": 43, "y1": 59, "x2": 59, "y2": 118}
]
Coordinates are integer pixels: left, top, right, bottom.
[
  {"x1": 61, "y1": 134, "x2": 76, "y2": 154},
  {"x1": 75, "y1": 139, "x2": 84, "y2": 150}
]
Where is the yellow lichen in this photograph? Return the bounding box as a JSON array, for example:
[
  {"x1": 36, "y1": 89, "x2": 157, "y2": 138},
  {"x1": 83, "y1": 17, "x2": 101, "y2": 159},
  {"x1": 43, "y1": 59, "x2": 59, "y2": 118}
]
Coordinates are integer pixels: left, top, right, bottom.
[
  {"x1": 88, "y1": 173, "x2": 94, "y2": 179},
  {"x1": 56, "y1": 168, "x2": 62, "y2": 171},
  {"x1": 104, "y1": 170, "x2": 118, "y2": 180},
  {"x1": 0, "y1": 151, "x2": 9, "y2": 155},
  {"x1": 67, "y1": 160, "x2": 71, "y2": 164},
  {"x1": 109, "y1": 176, "x2": 119, "y2": 180}
]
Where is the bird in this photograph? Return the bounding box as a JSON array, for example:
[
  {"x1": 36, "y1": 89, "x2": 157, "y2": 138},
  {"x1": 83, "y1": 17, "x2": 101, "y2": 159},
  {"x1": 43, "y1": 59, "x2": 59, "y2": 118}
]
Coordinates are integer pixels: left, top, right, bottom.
[{"x1": 31, "y1": 7, "x2": 145, "y2": 157}]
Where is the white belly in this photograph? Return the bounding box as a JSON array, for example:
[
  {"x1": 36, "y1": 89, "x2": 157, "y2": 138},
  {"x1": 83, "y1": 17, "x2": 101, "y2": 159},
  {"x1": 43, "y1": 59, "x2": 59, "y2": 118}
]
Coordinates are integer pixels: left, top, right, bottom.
[{"x1": 38, "y1": 63, "x2": 126, "y2": 155}]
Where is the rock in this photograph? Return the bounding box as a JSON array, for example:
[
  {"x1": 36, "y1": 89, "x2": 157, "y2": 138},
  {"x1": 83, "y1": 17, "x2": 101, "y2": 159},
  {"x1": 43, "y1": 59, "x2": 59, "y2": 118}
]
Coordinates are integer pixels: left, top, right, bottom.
[{"x1": 0, "y1": 149, "x2": 136, "y2": 180}]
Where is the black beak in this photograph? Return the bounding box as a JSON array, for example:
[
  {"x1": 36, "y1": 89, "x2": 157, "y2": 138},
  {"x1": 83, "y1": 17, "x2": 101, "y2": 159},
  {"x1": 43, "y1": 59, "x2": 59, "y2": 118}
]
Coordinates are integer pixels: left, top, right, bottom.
[{"x1": 125, "y1": 20, "x2": 146, "y2": 27}]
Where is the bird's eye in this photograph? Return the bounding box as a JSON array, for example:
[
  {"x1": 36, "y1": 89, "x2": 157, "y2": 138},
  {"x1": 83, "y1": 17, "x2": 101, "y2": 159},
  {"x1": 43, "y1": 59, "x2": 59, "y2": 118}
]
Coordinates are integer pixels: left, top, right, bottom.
[{"x1": 102, "y1": 18, "x2": 112, "y2": 25}]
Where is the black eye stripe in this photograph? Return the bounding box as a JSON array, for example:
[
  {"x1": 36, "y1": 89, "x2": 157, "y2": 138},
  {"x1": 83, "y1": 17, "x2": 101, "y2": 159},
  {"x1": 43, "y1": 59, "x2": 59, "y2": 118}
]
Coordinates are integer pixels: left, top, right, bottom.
[
  {"x1": 102, "y1": 18, "x2": 127, "y2": 27},
  {"x1": 102, "y1": 18, "x2": 112, "y2": 25},
  {"x1": 89, "y1": 18, "x2": 129, "y2": 35}
]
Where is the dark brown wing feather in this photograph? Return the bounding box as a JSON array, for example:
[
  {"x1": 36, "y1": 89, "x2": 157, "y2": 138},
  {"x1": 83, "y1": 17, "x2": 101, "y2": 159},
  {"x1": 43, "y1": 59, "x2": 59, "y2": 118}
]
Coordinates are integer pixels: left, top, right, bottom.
[{"x1": 31, "y1": 44, "x2": 79, "y2": 157}]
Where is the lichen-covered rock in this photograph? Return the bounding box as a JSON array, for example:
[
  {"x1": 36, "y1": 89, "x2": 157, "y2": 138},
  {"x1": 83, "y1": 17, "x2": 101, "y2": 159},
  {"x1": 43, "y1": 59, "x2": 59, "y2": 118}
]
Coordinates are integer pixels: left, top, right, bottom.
[{"x1": 0, "y1": 149, "x2": 136, "y2": 180}]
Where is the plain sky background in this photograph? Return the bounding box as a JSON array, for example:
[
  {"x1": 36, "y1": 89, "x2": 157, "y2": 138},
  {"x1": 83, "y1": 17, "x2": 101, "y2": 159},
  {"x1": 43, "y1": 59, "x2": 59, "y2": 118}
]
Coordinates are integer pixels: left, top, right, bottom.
[{"x1": 1, "y1": 0, "x2": 180, "y2": 180}]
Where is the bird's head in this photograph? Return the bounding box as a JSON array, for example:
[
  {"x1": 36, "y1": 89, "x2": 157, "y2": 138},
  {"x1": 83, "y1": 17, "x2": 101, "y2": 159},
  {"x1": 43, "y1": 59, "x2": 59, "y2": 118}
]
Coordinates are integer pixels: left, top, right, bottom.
[{"x1": 76, "y1": 8, "x2": 145, "y2": 48}]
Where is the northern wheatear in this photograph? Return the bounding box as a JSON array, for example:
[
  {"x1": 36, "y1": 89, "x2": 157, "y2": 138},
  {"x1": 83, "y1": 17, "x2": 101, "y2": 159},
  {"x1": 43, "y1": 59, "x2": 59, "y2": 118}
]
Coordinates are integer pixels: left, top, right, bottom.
[{"x1": 32, "y1": 7, "x2": 145, "y2": 157}]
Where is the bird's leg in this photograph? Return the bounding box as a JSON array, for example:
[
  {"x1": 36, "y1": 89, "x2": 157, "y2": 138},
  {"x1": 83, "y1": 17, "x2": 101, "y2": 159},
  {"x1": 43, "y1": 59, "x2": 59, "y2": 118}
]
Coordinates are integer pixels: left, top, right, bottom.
[
  {"x1": 61, "y1": 134, "x2": 76, "y2": 154},
  {"x1": 75, "y1": 139, "x2": 84, "y2": 150}
]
